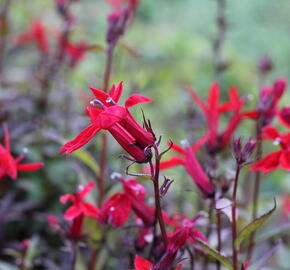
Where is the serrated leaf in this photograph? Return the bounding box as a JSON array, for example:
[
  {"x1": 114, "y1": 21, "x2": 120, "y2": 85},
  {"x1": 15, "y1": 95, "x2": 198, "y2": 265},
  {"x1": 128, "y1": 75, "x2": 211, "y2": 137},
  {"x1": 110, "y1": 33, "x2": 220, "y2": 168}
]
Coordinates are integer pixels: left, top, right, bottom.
[
  {"x1": 193, "y1": 238, "x2": 233, "y2": 270},
  {"x1": 234, "y1": 199, "x2": 276, "y2": 250},
  {"x1": 72, "y1": 150, "x2": 99, "y2": 176}
]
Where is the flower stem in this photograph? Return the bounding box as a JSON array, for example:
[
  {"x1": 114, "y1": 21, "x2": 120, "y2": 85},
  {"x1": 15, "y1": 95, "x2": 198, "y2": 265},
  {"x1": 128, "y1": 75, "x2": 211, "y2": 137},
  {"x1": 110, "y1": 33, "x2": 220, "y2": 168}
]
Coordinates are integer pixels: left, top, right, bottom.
[
  {"x1": 232, "y1": 164, "x2": 241, "y2": 270},
  {"x1": 0, "y1": 0, "x2": 11, "y2": 80},
  {"x1": 152, "y1": 144, "x2": 168, "y2": 248},
  {"x1": 213, "y1": 0, "x2": 227, "y2": 84},
  {"x1": 216, "y1": 209, "x2": 222, "y2": 270},
  {"x1": 247, "y1": 122, "x2": 262, "y2": 258}
]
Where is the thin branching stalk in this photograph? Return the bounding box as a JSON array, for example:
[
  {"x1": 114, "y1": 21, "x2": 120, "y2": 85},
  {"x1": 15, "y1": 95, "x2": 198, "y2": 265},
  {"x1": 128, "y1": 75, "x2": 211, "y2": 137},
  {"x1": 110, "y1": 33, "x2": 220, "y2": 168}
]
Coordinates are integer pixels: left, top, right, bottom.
[
  {"x1": 213, "y1": 0, "x2": 227, "y2": 84},
  {"x1": 216, "y1": 210, "x2": 222, "y2": 270}
]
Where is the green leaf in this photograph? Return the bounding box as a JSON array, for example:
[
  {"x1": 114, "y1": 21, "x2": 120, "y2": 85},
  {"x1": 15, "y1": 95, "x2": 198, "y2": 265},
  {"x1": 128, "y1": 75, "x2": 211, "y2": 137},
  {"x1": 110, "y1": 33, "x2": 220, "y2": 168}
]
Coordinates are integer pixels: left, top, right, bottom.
[
  {"x1": 72, "y1": 150, "x2": 99, "y2": 176},
  {"x1": 193, "y1": 238, "x2": 233, "y2": 270},
  {"x1": 235, "y1": 199, "x2": 276, "y2": 250}
]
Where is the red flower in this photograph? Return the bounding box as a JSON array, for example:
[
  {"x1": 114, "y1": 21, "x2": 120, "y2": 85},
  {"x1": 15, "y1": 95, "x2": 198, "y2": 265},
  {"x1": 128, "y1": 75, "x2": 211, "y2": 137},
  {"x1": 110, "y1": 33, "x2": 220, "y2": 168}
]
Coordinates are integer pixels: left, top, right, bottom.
[
  {"x1": 60, "y1": 181, "x2": 99, "y2": 220},
  {"x1": 250, "y1": 125, "x2": 290, "y2": 173},
  {"x1": 60, "y1": 82, "x2": 155, "y2": 163},
  {"x1": 152, "y1": 137, "x2": 214, "y2": 197},
  {"x1": 99, "y1": 178, "x2": 154, "y2": 227},
  {"x1": 60, "y1": 181, "x2": 99, "y2": 237},
  {"x1": 246, "y1": 78, "x2": 287, "y2": 126},
  {"x1": 15, "y1": 20, "x2": 48, "y2": 54},
  {"x1": 0, "y1": 124, "x2": 44, "y2": 181},
  {"x1": 185, "y1": 83, "x2": 246, "y2": 152}
]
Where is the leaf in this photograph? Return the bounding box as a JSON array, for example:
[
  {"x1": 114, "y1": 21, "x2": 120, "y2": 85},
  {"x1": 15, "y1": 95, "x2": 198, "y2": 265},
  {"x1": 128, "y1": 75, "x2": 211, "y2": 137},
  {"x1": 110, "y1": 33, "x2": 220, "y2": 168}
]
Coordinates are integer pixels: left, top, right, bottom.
[
  {"x1": 0, "y1": 261, "x2": 18, "y2": 270},
  {"x1": 193, "y1": 238, "x2": 233, "y2": 270},
  {"x1": 86, "y1": 44, "x2": 105, "y2": 53},
  {"x1": 72, "y1": 149, "x2": 99, "y2": 176},
  {"x1": 234, "y1": 199, "x2": 276, "y2": 250}
]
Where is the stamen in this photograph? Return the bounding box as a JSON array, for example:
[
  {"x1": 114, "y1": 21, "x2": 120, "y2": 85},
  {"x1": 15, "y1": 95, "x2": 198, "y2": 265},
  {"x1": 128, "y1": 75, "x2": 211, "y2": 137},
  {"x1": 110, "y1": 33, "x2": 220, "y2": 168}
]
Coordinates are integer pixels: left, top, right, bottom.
[
  {"x1": 180, "y1": 139, "x2": 190, "y2": 149},
  {"x1": 273, "y1": 137, "x2": 281, "y2": 145},
  {"x1": 110, "y1": 172, "x2": 122, "y2": 180},
  {"x1": 105, "y1": 97, "x2": 116, "y2": 105},
  {"x1": 90, "y1": 99, "x2": 104, "y2": 109}
]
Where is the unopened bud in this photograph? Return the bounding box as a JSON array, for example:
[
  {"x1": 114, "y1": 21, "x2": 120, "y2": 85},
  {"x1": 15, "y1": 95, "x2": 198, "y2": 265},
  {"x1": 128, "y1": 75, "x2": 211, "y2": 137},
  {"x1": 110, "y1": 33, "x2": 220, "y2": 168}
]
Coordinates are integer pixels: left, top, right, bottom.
[
  {"x1": 258, "y1": 55, "x2": 273, "y2": 74},
  {"x1": 159, "y1": 177, "x2": 174, "y2": 197}
]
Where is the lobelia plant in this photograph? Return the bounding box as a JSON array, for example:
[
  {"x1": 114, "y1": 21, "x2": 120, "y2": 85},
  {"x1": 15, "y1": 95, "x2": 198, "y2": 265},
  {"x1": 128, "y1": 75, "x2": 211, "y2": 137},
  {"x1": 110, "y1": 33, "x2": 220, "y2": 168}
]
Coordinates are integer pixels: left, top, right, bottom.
[{"x1": 3, "y1": 1, "x2": 290, "y2": 270}]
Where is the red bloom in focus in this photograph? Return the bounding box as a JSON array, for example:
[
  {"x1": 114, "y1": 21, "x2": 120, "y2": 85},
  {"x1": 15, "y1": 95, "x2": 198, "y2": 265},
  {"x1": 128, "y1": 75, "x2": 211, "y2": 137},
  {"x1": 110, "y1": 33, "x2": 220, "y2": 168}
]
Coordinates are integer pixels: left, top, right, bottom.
[
  {"x1": 251, "y1": 125, "x2": 290, "y2": 173},
  {"x1": 132, "y1": 256, "x2": 182, "y2": 270},
  {"x1": 151, "y1": 137, "x2": 215, "y2": 197},
  {"x1": 60, "y1": 181, "x2": 99, "y2": 237},
  {"x1": 0, "y1": 124, "x2": 44, "y2": 181},
  {"x1": 185, "y1": 83, "x2": 246, "y2": 152},
  {"x1": 15, "y1": 20, "x2": 48, "y2": 54},
  {"x1": 60, "y1": 82, "x2": 155, "y2": 163},
  {"x1": 99, "y1": 178, "x2": 154, "y2": 227}
]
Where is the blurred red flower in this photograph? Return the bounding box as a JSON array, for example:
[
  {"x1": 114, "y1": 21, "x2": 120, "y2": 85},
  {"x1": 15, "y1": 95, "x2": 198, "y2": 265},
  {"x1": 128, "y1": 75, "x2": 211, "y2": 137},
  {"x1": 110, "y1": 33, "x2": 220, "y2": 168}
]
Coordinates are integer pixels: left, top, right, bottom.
[
  {"x1": 15, "y1": 20, "x2": 49, "y2": 54},
  {"x1": 185, "y1": 83, "x2": 247, "y2": 153},
  {"x1": 99, "y1": 178, "x2": 154, "y2": 227},
  {"x1": 0, "y1": 124, "x2": 44, "y2": 181}
]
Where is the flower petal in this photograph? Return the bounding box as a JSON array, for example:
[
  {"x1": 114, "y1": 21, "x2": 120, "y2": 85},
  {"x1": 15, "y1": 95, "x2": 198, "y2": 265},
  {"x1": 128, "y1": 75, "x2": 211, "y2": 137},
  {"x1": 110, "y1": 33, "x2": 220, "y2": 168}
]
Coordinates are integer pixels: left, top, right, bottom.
[
  {"x1": 250, "y1": 151, "x2": 282, "y2": 173},
  {"x1": 2, "y1": 124, "x2": 10, "y2": 152},
  {"x1": 280, "y1": 150, "x2": 290, "y2": 170},
  {"x1": 169, "y1": 142, "x2": 186, "y2": 155},
  {"x1": 262, "y1": 125, "x2": 280, "y2": 140},
  {"x1": 109, "y1": 81, "x2": 123, "y2": 103},
  {"x1": 94, "y1": 105, "x2": 127, "y2": 129},
  {"x1": 60, "y1": 124, "x2": 100, "y2": 154},
  {"x1": 134, "y1": 256, "x2": 153, "y2": 270},
  {"x1": 63, "y1": 205, "x2": 82, "y2": 220},
  {"x1": 87, "y1": 106, "x2": 103, "y2": 123},
  {"x1": 60, "y1": 194, "x2": 75, "y2": 204},
  {"x1": 208, "y1": 82, "x2": 219, "y2": 110},
  {"x1": 16, "y1": 162, "x2": 44, "y2": 172},
  {"x1": 77, "y1": 181, "x2": 95, "y2": 200},
  {"x1": 159, "y1": 157, "x2": 185, "y2": 170},
  {"x1": 90, "y1": 87, "x2": 110, "y2": 105},
  {"x1": 99, "y1": 193, "x2": 131, "y2": 227},
  {"x1": 125, "y1": 94, "x2": 152, "y2": 108},
  {"x1": 81, "y1": 202, "x2": 99, "y2": 218},
  {"x1": 184, "y1": 85, "x2": 207, "y2": 112}
]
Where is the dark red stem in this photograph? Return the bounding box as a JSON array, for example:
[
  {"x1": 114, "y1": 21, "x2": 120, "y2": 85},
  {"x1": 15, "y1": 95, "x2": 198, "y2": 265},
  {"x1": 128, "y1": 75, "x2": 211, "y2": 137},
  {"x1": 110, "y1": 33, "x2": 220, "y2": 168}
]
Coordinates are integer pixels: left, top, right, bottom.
[
  {"x1": 152, "y1": 144, "x2": 168, "y2": 249},
  {"x1": 232, "y1": 164, "x2": 241, "y2": 270},
  {"x1": 247, "y1": 121, "x2": 263, "y2": 258}
]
